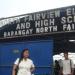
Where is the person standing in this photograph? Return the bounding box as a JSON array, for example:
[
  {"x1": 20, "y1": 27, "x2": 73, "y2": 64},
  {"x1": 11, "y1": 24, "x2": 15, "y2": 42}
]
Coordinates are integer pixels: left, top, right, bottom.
[
  {"x1": 12, "y1": 48, "x2": 35, "y2": 75},
  {"x1": 60, "y1": 51, "x2": 74, "y2": 75},
  {"x1": 54, "y1": 60, "x2": 60, "y2": 75}
]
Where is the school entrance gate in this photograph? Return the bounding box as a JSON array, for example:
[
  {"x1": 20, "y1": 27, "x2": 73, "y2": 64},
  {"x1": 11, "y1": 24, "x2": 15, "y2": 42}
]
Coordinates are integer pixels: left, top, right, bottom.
[{"x1": 0, "y1": 5, "x2": 75, "y2": 75}]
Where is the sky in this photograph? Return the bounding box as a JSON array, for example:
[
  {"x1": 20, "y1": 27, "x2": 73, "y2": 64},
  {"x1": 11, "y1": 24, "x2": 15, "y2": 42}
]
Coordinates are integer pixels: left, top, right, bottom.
[{"x1": 0, "y1": 0, "x2": 75, "y2": 18}]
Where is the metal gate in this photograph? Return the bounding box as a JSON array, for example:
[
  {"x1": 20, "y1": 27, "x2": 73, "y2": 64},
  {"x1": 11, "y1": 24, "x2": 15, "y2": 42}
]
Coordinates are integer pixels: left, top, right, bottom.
[{"x1": 0, "y1": 40, "x2": 53, "y2": 75}]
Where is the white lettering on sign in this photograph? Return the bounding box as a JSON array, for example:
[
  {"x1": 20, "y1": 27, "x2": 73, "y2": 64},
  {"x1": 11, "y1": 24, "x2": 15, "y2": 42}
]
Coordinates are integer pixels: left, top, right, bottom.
[
  {"x1": 63, "y1": 24, "x2": 75, "y2": 31},
  {"x1": 61, "y1": 16, "x2": 75, "y2": 24},
  {"x1": 16, "y1": 22, "x2": 31, "y2": 30},
  {"x1": 35, "y1": 19, "x2": 55, "y2": 28},
  {"x1": 66, "y1": 8, "x2": 75, "y2": 16},
  {"x1": 36, "y1": 26, "x2": 57, "y2": 33},
  {"x1": 2, "y1": 7, "x2": 75, "y2": 38},
  {"x1": 4, "y1": 29, "x2": 33, "y2": 37}
]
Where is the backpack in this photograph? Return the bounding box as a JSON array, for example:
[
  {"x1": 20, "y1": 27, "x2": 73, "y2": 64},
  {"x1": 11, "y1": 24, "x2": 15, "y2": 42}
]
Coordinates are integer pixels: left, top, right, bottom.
[{"x1": 15, "y1": 58, "x2": 22, "y2": 75}]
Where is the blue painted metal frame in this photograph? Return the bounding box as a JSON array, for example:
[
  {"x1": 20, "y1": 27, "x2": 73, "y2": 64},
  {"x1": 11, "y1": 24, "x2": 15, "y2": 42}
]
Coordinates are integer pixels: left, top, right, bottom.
[{"x1": 0, "y1": 40, "x2": 53, "y2": 75}]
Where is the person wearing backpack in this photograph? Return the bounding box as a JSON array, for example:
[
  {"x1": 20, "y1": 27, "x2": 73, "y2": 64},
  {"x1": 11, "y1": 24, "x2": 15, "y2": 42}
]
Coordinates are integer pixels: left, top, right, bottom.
[
  {"x1": 12, "y1": 49, "x2": 35, "y2": 75},
  {"x1": 60, "y1": 51, "x2": 74, "y2": 75}
]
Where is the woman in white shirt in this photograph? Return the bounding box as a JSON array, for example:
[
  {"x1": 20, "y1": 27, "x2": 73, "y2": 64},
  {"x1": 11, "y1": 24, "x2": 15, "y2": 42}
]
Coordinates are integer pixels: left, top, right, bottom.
[{"x1": 12, "y1": 49, "x2": 35, "y2": 75}]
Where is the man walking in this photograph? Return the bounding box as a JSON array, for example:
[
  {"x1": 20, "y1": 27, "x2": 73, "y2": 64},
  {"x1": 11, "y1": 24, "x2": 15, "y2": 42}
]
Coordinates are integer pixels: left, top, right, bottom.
[{"x1": 60, "y1": 51, "x2": 74, "y2": 75}]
